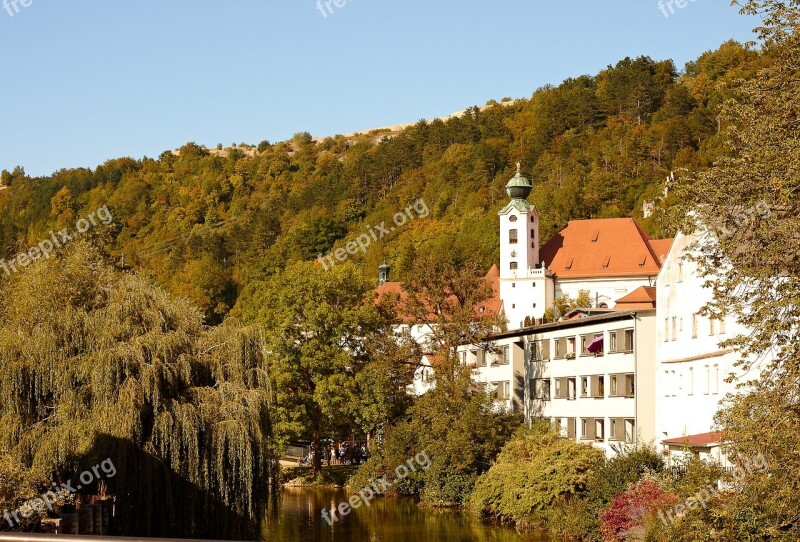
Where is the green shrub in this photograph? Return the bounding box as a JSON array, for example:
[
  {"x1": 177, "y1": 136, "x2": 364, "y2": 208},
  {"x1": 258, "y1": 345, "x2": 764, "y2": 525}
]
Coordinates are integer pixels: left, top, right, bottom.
[{"x1": 469, "y1": 423, "x2": 605, "y2": 526}]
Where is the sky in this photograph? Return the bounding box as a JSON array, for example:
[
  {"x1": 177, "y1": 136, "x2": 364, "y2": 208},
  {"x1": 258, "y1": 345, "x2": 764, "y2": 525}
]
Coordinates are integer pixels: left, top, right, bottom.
[{"x1": 0, "y1": 0, "x2": 758, "y2": 178}]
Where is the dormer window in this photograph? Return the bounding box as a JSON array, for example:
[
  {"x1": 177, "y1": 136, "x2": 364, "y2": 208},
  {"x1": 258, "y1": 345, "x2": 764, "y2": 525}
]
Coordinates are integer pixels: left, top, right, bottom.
[
  {"x1": 602, "y1": 256, "x2": 610, "y2": 269},
  {"x1": 565, "y1": 258, "x2": 574, "y2": 271},
  {"x1": 592, "y1": 231, "x2": 600, "y2": 243}
]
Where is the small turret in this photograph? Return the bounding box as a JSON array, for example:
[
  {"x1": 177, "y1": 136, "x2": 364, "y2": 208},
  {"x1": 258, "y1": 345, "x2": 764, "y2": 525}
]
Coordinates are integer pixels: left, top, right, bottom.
[{"x1": 379, "y1": 262, "x2": 391, "y2": 285}]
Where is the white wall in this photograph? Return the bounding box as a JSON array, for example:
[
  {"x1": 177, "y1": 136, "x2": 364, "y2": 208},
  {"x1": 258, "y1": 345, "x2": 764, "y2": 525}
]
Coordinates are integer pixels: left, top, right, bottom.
[
  {"x1": 655, "y1": 232, "x2": 759, "y2": 446},
  {"x1": 523, "y1": 312, "x2": 657, "y2": 456},
  {"x1": 556, "y1": 275, "x2": 656, "y2": 309}
]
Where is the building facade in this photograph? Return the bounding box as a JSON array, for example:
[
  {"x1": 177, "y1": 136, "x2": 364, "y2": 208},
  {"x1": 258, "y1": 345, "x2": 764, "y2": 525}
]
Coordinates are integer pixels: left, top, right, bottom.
[{"x1": 654, "y1": 230, "x2": 759, "y2": 463}]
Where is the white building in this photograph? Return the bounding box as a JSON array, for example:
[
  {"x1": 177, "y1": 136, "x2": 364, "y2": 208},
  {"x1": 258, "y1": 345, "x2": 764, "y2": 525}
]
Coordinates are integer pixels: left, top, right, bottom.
[
  {"x1": 498, "y1": 166, "x2": 671, "y2": 330},
  {"x1": 655, "y1": 230, "x2": 760, "y2": 463}
]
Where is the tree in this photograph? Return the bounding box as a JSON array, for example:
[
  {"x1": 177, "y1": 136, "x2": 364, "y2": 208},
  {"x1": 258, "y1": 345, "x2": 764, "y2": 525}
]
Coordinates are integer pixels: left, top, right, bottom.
[
  {"x1": 258, "y1": 261, "x2": 390, "y2": 475},
  {"x1": 0, "y1": 241, "x2": 275, "y2": 538},
  {"x1": 669, "y1": 1, "x2": 800, "y2": 538},
  {"x1": 401, "y1": 241, "x2": 506, "y2": 387},
  {"x1": 470, "y1": 423, "x2": 606, "y2": 525}
]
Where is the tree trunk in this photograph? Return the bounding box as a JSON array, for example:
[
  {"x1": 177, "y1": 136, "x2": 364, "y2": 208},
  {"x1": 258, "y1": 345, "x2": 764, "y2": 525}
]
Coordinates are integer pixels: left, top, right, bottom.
[{"x1": 312, "y1": 425, "x2": 323, "y2": 476}]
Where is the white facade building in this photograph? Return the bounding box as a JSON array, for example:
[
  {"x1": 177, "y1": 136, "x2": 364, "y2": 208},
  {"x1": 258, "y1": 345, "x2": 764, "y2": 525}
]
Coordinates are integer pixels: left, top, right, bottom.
[
  {"x1": 655, "y1": 231, "x2": 759, "y2": 463},
  {"x1": 522, "y1": 311, "x2": 657, "y2": 454}
]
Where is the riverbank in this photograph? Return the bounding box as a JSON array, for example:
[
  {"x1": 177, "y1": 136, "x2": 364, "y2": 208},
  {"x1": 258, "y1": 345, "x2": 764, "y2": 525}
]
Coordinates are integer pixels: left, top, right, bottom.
[{"x1": 280, "y1": 464, "x2": 359, "y2": 489}]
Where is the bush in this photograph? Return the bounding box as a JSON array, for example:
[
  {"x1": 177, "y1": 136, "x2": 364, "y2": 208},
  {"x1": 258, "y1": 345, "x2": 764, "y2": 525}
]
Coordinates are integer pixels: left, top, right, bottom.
[
  {"x1": 589, "y1": 445, "x2": 666, "y2": 506},
  {"x1": 469, "y1": 422, "x2": 605, "y2": 526},
  {"x1": 349, "y1": 370, "x2": 520, "y2": 506},
  {"x1": 599, "y1": 477, "x2": 679, "y2": 542}
]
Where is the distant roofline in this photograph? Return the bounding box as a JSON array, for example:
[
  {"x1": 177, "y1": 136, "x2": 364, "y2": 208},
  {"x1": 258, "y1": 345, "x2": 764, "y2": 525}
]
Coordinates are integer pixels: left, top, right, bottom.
[{"x1": 486, "y1": 309, "x2": 655, "y2": 341}]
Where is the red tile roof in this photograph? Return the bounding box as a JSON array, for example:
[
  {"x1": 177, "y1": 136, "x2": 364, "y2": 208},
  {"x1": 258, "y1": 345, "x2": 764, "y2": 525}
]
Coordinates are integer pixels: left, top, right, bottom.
[
  {"x1": 540, "y1": 218, "x2": 670, "y2": 278},
  {"x1": 648, "y1": 239, "x2": 674, "y2": 264},
  {"x1": 662, "y1": 431, "x2": 725, "y2": 447},
  {"x1": 615, "y1": 286, "x2": 657, "y2": 309}
]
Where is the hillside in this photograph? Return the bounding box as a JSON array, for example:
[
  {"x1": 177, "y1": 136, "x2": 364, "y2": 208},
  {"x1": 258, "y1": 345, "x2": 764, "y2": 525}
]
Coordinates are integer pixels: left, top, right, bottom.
[{"x1": 0, "y1": 40, "x2": 767, "y2": 323}]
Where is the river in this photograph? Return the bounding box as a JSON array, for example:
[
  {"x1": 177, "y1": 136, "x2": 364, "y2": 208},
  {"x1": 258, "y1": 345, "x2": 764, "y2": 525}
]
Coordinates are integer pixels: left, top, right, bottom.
[{"x1": 262, "y1": 488, "x2": 556, "y2": 542}]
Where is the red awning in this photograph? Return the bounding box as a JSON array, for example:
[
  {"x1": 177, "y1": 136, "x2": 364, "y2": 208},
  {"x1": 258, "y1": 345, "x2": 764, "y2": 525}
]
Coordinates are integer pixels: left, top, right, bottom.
[{"x1": 587, "y1": 335, "x2": 604, "y2": 353}]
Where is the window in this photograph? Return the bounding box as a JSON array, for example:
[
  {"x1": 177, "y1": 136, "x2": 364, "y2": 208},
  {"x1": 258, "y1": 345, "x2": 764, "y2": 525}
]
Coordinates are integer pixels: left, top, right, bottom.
[
  {"x1": 678, "y1": 263, "x2": 684, "y2": 283},
  {"x1": 712, "y1": 364, "x2": 719, "y2": 395},
  {"x1": 567, "y1": 337, "x2": 576, "y2": 358},
  {"x1": 679, "y1": 317, "x2": 683, "y2": 332},
  {"x1": 625, "y1": 329, "x2": 634, "y2": 352},
  {"x1": 509, "y1": 215, "x2": 518, "y2": 222},
  {"x1": 581, "y1": 377, "x2": 589, "y2": 398},
  {"x1": 610, "y1": 375, "x2": 618, "y2": 397},
  {"x1": 625, "y1": 374, "x2": 635, "y2": 397},
  {"x1": 581, "y1": 418, "x2": 596, "y2": 440},
  {"x1": 555, "y1": 338, "x2": 568, "y2": 359},
  {"x1": 530, "y1": 229, "x2": 535, "y2": 239},
  {"x1": 567, "y1": 377, "x2": 577, "y2": 400},
  {"x1": 595, "y1": 419, "x2": 605, "y2": 441},
  {"x1": 688, "y1": 367, "x2": 694, "y2": 396},
  {"x1": 692, "y1": 315, "x2": 698, "y2": 339},
  {"x1": 672, "y1": 317, "x2": 677, "y2": 341},
  {"x1": 609, "y1": 332, "x2": 618, "y2": 353},
  {"x1": 566, "y1": 417, "x2": 576, "y2": 438},
  {"x1": 531, "y1": 379, "x2": 551, "y2": 401},
  {"x1": 720, "y1": 318, "x2": 726, "y2": 334},
  {"x1": 610, "y1": 418, "x2": 617, "y2": 440},
  {"x1": 493, "y1": 381, "x2": 510, "y2": 401},
  {"x1": 664, "y1": 318, "x2": 670, "y2": 342},
  {"x1": 554, "y1": 378, "x2": 563, "y2": 399},
  {"x1": 663, "y1": 370, "x2": 670, "y2": 397},
  {"x1": 624, "y1": 419, "x2": 635, "y2": 443},
  {"x1": 704, "y1": 365, "x2": 710, "y2": 395},
  {"x1": 509, "y1": 229, "x2": 518, "y2": 244},
  {"x1": 581, "y1": 334, "x2": 602, "y2": 356},
  {"x1": 595, "y1": 375, "x2": 605, "y2": 398},
  {"x1": 531, "y1": 216, "x2": 535, "y2": 223},
  {"x1": 530, "y1": 340, "x2": 550, "y2": 361},
  {"x1": 510, "y1": 261, "x2": 518, "y2": 270},
  {"x1": 493, "y1": 346, "x2": 510, "y2": 366},
  {"x1": 709, "y1": 318, "x2": 716, "y2": 336}
]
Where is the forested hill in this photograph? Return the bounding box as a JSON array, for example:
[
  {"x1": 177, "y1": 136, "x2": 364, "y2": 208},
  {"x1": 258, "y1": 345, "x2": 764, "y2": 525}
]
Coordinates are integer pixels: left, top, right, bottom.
[{"x1": 0, "y1": 40, "x2": 766, "y2": 323}]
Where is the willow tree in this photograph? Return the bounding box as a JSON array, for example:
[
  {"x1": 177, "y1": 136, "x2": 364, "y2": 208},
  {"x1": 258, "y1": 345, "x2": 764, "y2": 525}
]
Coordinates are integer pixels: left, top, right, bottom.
[
  {"x1": 0, "y1": 241, "x2": 276, "y2": 538},
  {"x1": 668, "y1": 1, "x2": 800, "y2": 538}
]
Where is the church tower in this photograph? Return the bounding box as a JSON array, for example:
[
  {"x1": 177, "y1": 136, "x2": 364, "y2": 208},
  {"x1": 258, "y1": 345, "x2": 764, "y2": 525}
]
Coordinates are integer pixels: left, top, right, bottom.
[
  {"x1": 498, "y1": 164, "x2": 553, "y2": 329},
  {"x1": 499, "y1": 163, "x2": 540, "y2": 275}
]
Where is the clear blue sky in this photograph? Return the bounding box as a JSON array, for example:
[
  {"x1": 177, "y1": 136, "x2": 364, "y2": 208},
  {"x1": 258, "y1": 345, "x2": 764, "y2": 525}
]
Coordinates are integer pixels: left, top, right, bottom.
[{"x1": 0, "y1": 0, "x2": 757, "y2": 177}]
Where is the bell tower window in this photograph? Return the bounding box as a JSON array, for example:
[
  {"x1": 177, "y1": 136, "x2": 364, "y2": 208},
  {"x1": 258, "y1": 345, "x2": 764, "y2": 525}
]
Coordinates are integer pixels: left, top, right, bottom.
[{"x1": 509, "y1": 229, "x2": 518, "y2": 244}]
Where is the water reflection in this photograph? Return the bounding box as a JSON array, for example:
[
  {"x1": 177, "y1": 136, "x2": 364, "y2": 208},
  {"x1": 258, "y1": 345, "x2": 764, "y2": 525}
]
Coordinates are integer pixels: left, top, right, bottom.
[{"x1": 262, "y1": 488, "x2": 554, "y2": 542}]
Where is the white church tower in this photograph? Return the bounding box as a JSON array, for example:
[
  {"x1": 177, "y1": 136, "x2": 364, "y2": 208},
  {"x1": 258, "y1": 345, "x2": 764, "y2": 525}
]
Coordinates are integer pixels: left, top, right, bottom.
[{"x1": 498, "y1": 164, "x2": 554, "y2": 329}]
